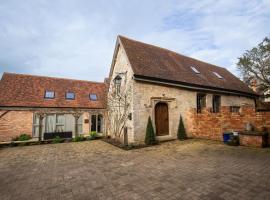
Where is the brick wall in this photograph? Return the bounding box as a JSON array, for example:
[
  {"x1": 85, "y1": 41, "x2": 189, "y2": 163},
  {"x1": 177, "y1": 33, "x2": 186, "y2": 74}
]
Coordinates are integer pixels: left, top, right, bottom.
[
  {"x1": 188, "y1": 106, "x2": 270, "y2": 141},
  {"x1": 0, "y1": 111, "x2": 33, "y2": 142}
]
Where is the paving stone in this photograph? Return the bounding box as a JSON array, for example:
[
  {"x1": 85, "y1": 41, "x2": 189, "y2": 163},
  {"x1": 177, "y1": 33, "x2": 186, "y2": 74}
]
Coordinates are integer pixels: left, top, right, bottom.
[{"x1": 0, "y1": 139, "x2": 270, "y2": 200}]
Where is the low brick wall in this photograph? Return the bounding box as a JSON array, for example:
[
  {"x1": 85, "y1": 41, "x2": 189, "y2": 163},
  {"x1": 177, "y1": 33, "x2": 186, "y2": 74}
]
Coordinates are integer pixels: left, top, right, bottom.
[
  {"x1": 0, "y1": 111, "x2": 33, "y2": 142},
  {"x1": 187, "y1": 106, "x2": 270, "y2": 142},
  {"x1": 239, "y1": 134, "x2": 266, "y2": 148}
]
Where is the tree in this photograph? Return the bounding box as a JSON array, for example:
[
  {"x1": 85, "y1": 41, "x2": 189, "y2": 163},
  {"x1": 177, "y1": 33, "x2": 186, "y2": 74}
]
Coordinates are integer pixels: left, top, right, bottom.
[
  {"x1": 145, "y1": 116, "x2": 156, "y2": 145},
  {"x1": 237, "y1": 37, "x2": 270, "y2": 97},
  {"x1": 177, "y1": 115, "x2": 187, "y2": 140},
  {"x1": 107, "y1": 85, "x2": 131, "y2": 139}
]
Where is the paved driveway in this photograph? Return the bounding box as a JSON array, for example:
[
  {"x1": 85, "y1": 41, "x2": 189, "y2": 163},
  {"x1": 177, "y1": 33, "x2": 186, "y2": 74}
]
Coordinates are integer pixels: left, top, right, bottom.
[{"x1": 0, "y1": 139, "x2": 270, "y2": 200}]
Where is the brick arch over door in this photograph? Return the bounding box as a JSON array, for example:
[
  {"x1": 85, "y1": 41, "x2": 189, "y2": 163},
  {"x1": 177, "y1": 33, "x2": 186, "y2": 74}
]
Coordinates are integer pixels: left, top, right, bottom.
[{"x1": 155, "y1": 102, "x2": 169, "y2": 136}]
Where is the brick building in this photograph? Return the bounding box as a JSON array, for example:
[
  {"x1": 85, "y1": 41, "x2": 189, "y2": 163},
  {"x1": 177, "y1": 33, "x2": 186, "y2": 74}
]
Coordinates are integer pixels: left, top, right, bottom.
[{"x1": 1, "y1": 35, "x2": 269, "y2": 143}]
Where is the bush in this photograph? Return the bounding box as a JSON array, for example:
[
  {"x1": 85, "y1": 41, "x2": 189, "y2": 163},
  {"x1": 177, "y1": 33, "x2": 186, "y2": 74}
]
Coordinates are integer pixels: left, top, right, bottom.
[
  {"x1": 72, "y1": 135, "x2": 84, "y2": 142},
  {"x1": 177, "y1": 115, "x2": 187, "y2": 140},
  {"x1": 13, "y1": 134, "x2": 31, "y2": 141},
  {"x1": 89, "y1": 131, "x2": 97, "y2": 140},
  {"x1": 145, "y1": 116, "x2": 157, "y2": 145},
  {"x1": 52, "y1": 136, "x2": 62, "y2": 144}
]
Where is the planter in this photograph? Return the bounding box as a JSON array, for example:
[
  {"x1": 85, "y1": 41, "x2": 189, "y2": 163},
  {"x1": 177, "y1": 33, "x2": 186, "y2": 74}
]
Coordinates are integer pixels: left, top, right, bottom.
[{"x1": 239, "y1": 131, "x2": 268, "y2": 148}]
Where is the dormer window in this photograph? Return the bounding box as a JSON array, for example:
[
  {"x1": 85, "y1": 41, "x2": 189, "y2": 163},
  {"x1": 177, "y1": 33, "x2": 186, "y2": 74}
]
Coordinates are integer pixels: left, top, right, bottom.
[
  {"x1": 191, "y1": 66, "x2": 200, "y2": 74},
  {"x1": 66, "y1": 92, "x2": 75, "y2": 100},
  {"x1": 114, "y1": 75, "x2": 122, "y2": 95},
  {"x1": 89, "y1": 94, "x2": 97, "y2": 101},
  {"x1": 213, "y1": 72, "x2": 223, "y2": 79},
  {"x1": 44, "y1": 90, "x2": 54, "y2": 99}
]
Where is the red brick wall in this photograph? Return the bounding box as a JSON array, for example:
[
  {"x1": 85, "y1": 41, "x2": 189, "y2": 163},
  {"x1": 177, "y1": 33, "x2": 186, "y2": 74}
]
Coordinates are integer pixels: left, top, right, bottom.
[
  {"x1": 0, "y1": 111, "x2": 33, "y2": 142},
  {"x1": 187, "y1": 106, "x2": 270, "y2": 141}
]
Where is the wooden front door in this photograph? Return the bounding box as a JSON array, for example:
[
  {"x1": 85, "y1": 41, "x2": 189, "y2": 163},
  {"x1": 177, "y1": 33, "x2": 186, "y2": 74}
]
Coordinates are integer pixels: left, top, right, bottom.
[{"x1": 155, "y1": 102, "x2": 169, "y2": 136}]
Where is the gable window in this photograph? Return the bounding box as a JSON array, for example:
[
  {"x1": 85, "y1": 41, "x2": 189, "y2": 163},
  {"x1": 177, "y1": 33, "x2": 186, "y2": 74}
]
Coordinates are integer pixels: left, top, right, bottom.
[
  {"x1": 66, "y1": 92, "x2": 75, "y2": 100},
  {"x1": 230, "y1": 106, "x2": 240, "y2": 113},
  {"x1": 213, "y1": 72, "x2": 223, "y2": 79},
  {"x1": 89, "y1": 94, "x2": 97, "y2": 101},
  {"x1": 197, "y1": 93, "x2": 206, "y2": 113},
  {"x1": 114, "y1": 75, "x2": 122, "y2": 95},
  {"x1": 191, "y1": 66, "x2": 200, "y2": 74},
  {"x1": 212, "y1": 95, "x2": 221, "y2": 113},
  {"x1": 44, "y1": 90, "x2": 54, "y2": 99}
]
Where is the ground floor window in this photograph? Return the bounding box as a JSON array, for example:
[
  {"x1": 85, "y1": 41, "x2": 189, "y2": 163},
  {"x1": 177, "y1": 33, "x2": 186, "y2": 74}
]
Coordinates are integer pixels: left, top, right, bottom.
[
  {"x1": 197, "y1": 93, "x2": 206, "y2": 113},
  {"x1": 91, "y1": 114, "x2": 103, "y2": 133},
  {"x1": 32, "y1": 113, "x2": 83, "y2": 137},
  {"x1": 212, "y1": 95, "x2": 221, "y2": 113}
]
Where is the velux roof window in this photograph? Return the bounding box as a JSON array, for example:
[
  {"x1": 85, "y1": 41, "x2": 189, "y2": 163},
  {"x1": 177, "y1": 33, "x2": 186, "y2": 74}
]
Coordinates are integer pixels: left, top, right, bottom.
[
  {"x1": 44, "y1": 90, "x2": 55, "y2": 99},
  {"x1": 213, "y1": 72, "x2": 223, "y2": 79},
  {"x1": 89, "y1": 94, "x2": 97, "y2": 101},
  {"x1": 66, "y1": 92, "x2": 75, "y2": 100},
  {"x1": 191, "y1": 66, "x2": 200, "y2": 74}
]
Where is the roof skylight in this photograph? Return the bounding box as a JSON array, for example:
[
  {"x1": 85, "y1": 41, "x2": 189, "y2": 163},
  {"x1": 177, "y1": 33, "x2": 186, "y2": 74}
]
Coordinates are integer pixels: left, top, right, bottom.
[
  {"x1": 191, "y1": 66, "x2": 200, "y2": 74},
  {"x1": 213, "y1": 72, "x2": 223, "y2": 79}
]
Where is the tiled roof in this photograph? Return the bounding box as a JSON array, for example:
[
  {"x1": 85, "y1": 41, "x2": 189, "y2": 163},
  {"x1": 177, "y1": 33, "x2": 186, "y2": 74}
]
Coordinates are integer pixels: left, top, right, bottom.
[
  {"x1": 118, "y1": 36, "x2": 257, "y2": 96},
  {"x1": 0, "y1": 73, "x2": 107, "y2": 109}
]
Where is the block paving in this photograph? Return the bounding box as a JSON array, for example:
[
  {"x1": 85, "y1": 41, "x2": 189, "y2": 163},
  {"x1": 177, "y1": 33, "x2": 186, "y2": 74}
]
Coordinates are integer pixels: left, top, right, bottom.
[{"x1": 0, "y1": 139, "x2": 270, "y2": 200}]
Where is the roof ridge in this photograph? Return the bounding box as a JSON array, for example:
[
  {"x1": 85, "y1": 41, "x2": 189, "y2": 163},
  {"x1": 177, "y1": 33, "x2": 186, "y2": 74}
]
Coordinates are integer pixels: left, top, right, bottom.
[
  {"x1": 3, "y1": 72, "x2": 106, "y2": 85},
  {"x1": 118, "y1": 35, "x2": 225, "y2": 70}
]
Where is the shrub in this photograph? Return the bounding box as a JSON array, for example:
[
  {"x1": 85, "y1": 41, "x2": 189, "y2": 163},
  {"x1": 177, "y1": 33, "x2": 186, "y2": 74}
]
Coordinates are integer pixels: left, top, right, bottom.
[
  {"x1": 145, "y1": 116, "x2": 157, "y2": 145},
  {"x1": 52, "y1": 136, "x2": 62, "y2": 144},
  {"x1": 72, "y1": 135, "x2": 84, "y2": 142},
  {"x1": 13, "y1": 134, "x2": 31, "y2": 141},
  {"x1": 177, "y1": 115, "x2": 187, "y2": 140},
  {"x1": 89, "y1": 131, "x2": 97, "y2": 140}
]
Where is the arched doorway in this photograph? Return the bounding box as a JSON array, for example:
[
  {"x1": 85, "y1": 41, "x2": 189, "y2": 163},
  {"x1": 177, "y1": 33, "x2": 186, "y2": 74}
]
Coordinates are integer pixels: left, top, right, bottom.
[{"x1": 155, "y1": 102, "x2": 169, "y2": 136}]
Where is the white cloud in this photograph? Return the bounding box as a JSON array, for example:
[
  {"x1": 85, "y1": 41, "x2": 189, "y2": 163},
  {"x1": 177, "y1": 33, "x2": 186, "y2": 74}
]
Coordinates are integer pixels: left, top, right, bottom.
[{"x1": 0, "y1": 0, "x2": 269, "y2": 81}]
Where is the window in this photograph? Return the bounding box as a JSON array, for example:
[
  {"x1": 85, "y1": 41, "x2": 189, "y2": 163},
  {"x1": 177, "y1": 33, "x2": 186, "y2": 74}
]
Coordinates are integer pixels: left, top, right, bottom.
[
  {"x1": 114, "y1": 75, "x2": 122, "y2": 95},
  {"x1": 33, "y1": 114, "x2": 40, "y2": 138},
  {"x1": 66, "y1": 92, "x2": 75, "y2": 100},
  {"x1": 56, "y1": 114, "x2": 65, "y2": 132},
  {"x1": 77, "y1": 115, "x2": 83, "y2": 134},
  {"x1": 191, "y1": 66, "x2": 200, "y2": 74},
  {"x1": 212, "y1": 95, "x2": 221, "y2": 113},
  {"x1": 91, "y1": 114, "x2": 103, "y2": 133},
  {"x1": 197, "y1": 93, "x2": 206, "y2": 113},
  {"x1": 213, "y1": 72, "x2": 223, "y2": 79},
  {"x1": 89, "y1": 94, "x2": 97, "y2": 101},
  {"x1": 230, "y1": 106, "x2": 240, "y2": 113},
  {"x1": 44, "y1": 90, "x2": 55, "y2": 99}
]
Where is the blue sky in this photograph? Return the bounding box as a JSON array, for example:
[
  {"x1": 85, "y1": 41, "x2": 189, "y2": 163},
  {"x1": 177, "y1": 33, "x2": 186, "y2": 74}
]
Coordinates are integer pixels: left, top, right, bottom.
[{"x1": 0, "y1": 0, "x2": 269, "y2": 81}]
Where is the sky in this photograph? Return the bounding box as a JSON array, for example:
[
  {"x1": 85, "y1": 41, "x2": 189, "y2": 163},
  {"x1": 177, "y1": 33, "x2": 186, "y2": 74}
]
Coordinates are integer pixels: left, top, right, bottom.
[{"x1": 0, "y1": 0, "x2": 269, "y2": 82}]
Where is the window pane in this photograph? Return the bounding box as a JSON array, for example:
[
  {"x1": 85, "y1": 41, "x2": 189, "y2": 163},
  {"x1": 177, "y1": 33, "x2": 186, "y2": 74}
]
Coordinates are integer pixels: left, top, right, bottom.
[
  {"x1": 89, "y1": 94, "x2": 97, "y2": 101},
  {"x1": 33, "y1": 126, "x2": 39, "y2": 137},
  {"x1": 56, "y1": 114, "x2": 65, "y2": 124},
  {"x1": 212, "y1": 95, "x2": 221, "y2": 113},
  {"x1": 97, "y1": 114, "x2": 103, "y2": 133},
  {"x1": 45, "y1": 91, "x2": 54, "y2": 98},
  {"x1": 66, "y1": 92, "x2": 75, "y2": 99},
  {"x1": 91, "y1": 115, "x2": 97, "y2": 131},
  {"x1": 46, "y1": 115, "x2": 55, "y2": 132},
  {"x1": 56, "y1": 125, "x2": 64, "y2": 132},
  {"x1": 77, "y1": 124, "x2": 83, "y2": 134},
  {"x1": 33, "y1": 114, "x2": 39, "y2": 124},
  {"x1": 197, "y1": 94, "x2": 206, "y2": 113}
]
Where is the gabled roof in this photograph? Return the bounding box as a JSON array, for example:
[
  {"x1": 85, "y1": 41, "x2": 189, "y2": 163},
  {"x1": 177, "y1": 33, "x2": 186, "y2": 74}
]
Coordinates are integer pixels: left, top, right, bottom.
[
  {"x1": 0, "y1": 73, "x2": 107, "y2": 109},
  {"x1": 118, "y1": 35, "x2": 257, "y2": 97}
]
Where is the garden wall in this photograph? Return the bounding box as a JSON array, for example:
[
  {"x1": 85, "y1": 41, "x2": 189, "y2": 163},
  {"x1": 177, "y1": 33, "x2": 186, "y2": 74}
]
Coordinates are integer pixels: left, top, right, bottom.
[{"x1": 187, "y1": 106, "x2": 270, "y2": 141}]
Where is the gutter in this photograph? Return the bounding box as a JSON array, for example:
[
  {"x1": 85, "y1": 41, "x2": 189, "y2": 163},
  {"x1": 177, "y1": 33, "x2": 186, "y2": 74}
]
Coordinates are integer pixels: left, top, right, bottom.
[{"x1": 133, "y1": 75, "x2": 258, "y2": 98}]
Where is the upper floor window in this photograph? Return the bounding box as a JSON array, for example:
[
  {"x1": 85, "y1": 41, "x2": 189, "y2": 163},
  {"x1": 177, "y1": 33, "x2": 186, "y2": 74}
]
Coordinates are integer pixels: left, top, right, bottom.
[
  {"x1": 66, "y1": 92, "x2": 75, "y2": 100},
  {"x1": 114, "y1": 75, "x2": 122, "y2": 95},
  {"x1": 89, "y1": 94, "x2": 97, "y2": 101},
  {"x1": 197, "y1": 93, "x2": 206, "y2": 113},
  {"x1": 213, "y1": 72, "x2": 223, "y2": 79},
  {"x1": 44, "y1": 90, "x2": 54, "y2": 99},
  {"x1": 212, "y1": 95, "x2": 221, "y2": 113}
]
